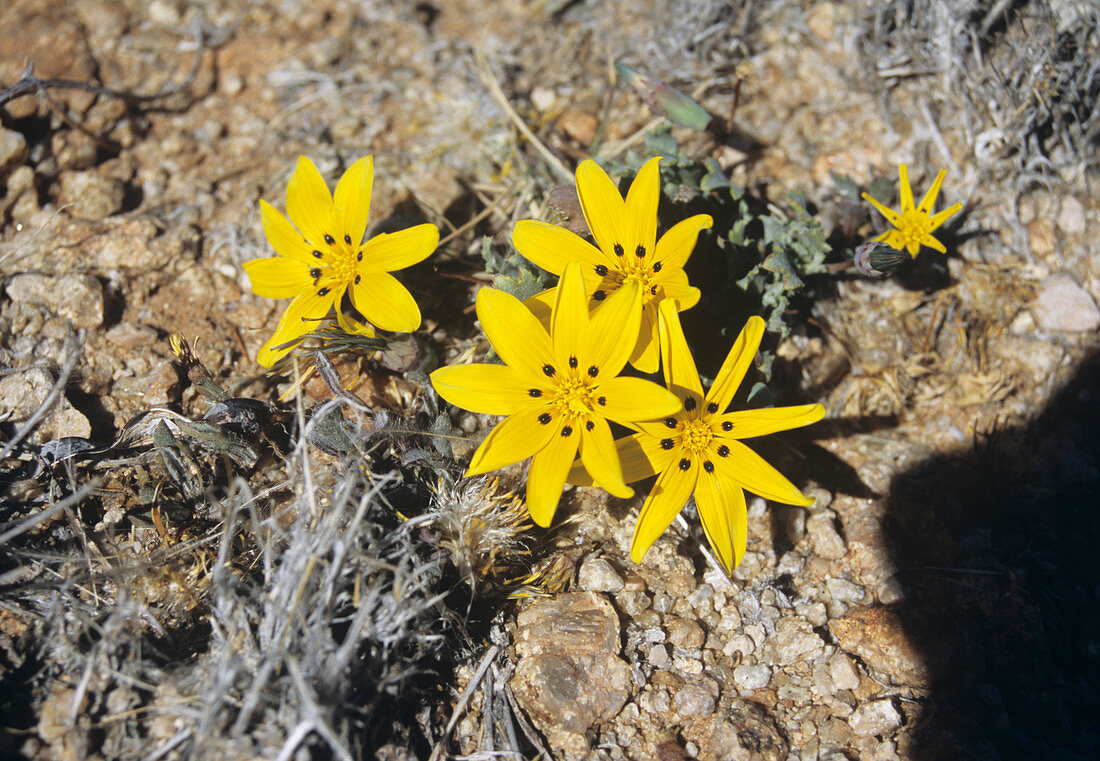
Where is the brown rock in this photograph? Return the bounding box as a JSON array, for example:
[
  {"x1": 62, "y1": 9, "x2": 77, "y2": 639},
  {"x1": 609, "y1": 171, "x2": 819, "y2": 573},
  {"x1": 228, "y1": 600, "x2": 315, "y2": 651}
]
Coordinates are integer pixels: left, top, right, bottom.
[
  {"x1": 558, "y1": 109, "x2": 599, "y2": 146},
  {"x1": 5, "y1": 273, "x2": 104, "y2": 329},
  {"x1": 0, "y1": 366, "x2": 91, "y2": 444},
  {"x1": 828, "y1": 606, "x2": 933, "y2": 687},
  {"x1": 512, "y1": 593, "x2": 633, "y2": 753},
  {"x1": 1026, "y1": 218, "x2": 1057, "y2": 259},
  {"x1": 0, "y1": 128, "x2": 28, "y2": 182},
  {"x1": 57, "y1": 170, "x2": 126, "y2": 220}
]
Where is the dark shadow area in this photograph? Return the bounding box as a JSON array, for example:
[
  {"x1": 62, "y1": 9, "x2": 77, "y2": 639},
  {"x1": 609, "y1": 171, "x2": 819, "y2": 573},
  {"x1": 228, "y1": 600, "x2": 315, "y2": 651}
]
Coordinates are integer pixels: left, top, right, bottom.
[{"x1": 885, "y1": 351, "x2": 1100, "y2": 760}]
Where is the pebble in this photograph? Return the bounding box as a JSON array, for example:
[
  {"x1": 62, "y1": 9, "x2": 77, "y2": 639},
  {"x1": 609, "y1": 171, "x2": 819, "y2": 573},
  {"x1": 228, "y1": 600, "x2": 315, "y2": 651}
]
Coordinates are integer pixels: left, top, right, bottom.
[
  {"x1": 673, "y1": 681, "x2": 717, "y2": 717},
  {"x1": 665, "y1": 617, "x2": 705, "y2": 649},
  {"x1": 56, "y1": 170, "x2": 126, "y2": 220},
  {"x1": 5, "y1": 274, "x2": 104, "y2": 329},
  {"x1": 848, "y1": 698, "x2": 902, "y2": 737},
  {"x1": 807, "y1": 510, "x2": 847, "y2": 559},
  {"x1": 829, "y1": 652, "x2": 861, "y2": 691},
  {"x1": 1031, "y1": 273, "x2": 1100, "y2": 332},
  {"x1": 828, "y1": 606, "x2": 931, "y2": 687},
  {"x1": 0, "y1": 128, "x2": 28, "y2": 181},
  {"x1": 648, "y1": 643, "x2": 669, "y2": 668},
  {"x1": 578, "y1": 555, "x2": 624, "y2": 593},
  {"x1": 770, "y1": 617, "x2": 826, "y2": 666},
  {"x1": 1027, "y1": 218, "x2": 1057, "y2": 259},
  {"x1": 557, "y1": 109, "x2": 599, "y2": 146},
  {"x1": 0, "y1": 367, "x2": 90, "y2": 443},
  {"x1": 826, "y1": 577, "x2": 866, "y2": 605},
  {"x1": 512, "y1": 593, "x2": 633, "y2": 742},
  {"x1": 1057, "y1": 196, "x2": 1086, "y2": 234},
  {"x1": 733, "y1": 663, "x2": 771, "y2": 691}
]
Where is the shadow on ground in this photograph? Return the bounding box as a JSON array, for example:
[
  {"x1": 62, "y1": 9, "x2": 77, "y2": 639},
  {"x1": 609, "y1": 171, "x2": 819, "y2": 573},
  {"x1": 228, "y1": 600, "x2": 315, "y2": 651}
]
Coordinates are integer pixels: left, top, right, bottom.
[{"x1": 886, "y1": 351, "x2": 1100, "y2": 760}]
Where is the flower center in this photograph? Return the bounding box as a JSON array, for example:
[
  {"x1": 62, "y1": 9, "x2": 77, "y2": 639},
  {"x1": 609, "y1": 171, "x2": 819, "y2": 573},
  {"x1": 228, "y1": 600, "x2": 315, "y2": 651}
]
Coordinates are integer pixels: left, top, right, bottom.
[
  {"x1": 681, "y1": 418, "x2": 712, "y2": 454},
  {"x1": 898, "y1": 211, "x2": 932, "y2": 249},
  {"x1": 550, "y1": 376, "x2": 596, "y2": 420},
  {"x1": 313, "y1": 232, "x2": 359, "y2": 290}
]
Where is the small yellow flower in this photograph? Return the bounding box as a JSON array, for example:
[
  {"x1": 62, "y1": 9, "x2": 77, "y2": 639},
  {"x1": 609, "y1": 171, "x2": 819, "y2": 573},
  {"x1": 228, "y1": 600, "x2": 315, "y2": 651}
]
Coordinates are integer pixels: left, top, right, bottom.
[
  {"x1": 431, "y1": 261, "x2": 681, "y2": 527},
  {"x1": 609, "y1": 301, "x2": 824, "y2": 574},
  {"x1": 862, "y1": 163, "x2": 962, "y2": 257},
  {"x1": 514, "y1": 156, "x2": 712, "y2": 373},
  {"x1": 244, "y1": 156, "x2": 438, "y2": 366}
]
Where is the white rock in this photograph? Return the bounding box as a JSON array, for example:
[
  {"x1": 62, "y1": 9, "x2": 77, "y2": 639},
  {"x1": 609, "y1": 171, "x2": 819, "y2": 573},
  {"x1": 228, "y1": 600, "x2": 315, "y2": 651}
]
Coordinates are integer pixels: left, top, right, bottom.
[
  {"x1": 826, "y1": 577, "x2": 865, "y2": 605},
  {"x1": 5, "y1": 273, "x2": 104, "y2": 329},
  {"x1": 829, "y1": 652, "x2": 861, "y2": 691},
  {"x1": 0, "y1": 128, "x2": 28, "y2": 181},
  {"x1": 578, "y1": 555, "x2": 624, "y2": 593},
  {"x1": 733, "y1": 664, "x2": 771, "y2": 691},
  {"x1": 1032, "y1": 273, "x2": 1100, "y2": 332},
  {"x1": 1057, "y1": 196, "x2": 1086, "y2": 234},
  {"x1": 807, "y1": 510, "x2": 847, "y2": 559},
  {"x1": 848, "y1": 698, "x2": 902, "y2": 736}
]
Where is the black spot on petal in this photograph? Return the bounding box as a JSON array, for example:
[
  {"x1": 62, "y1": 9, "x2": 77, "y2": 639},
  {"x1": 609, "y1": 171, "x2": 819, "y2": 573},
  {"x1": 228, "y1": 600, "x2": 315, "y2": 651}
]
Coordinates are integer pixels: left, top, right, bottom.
[
  {"x1": 324, "y1": 234, "x2": 335, "y2": 245},
  {"x1": 614, "y1": 243, "x2": 624, "y2": 257},
  {"x1": 312, "y1": 250, "x2": 324, "y2": 259},
  {"x1": 593, "y1": 290, "x2": 607, "y2": 301},
  {"x1": 707, "y1": 402, "x2": 719, "y2": 413},
  {"x1": 635, "y1": 244, "x2": 645, "y2": 257},
  {"x1": 717, "y1": 444, "x2": 729, "y2": 457},
  {"x1": 561, "y1": 426, "x2": 573, "y2": 437},
  {"x1": 569, "y1": 356, "x2": 578, "y2": 368},
  {"x1": 684, "y1": 397, "x2": 696, "y2": 411},
  {"x1": 357, "y1": 251, "x2": 363, "y2": 262},
  {"x1": 585, "y1": 421, "x2": 594, "y2": 431},
  {"x1": 344, "y1": 234, "x2": 352, "y2": 244},
  {"x1": 587, "y1": 365, "x2": 598, "y2": 377},
  {"x1": 354, "y1": 275, "x2": 361, "y2": 284},
  {"x1": 529, "y1": 389, "x2": 542, "y2": 398},
  {"x1": 653, "y1": 262, "x2": 662, "y2": 273},
  {"x1": 538, "y1": 413, "x2": 551, "y2": 425},
  {"x1": 664, "y1": 417, "x2": 678, "y2": 428},
  {"x1": 543, "y1": 364, "x2": 556, "y2": 377},
  {"x1": 597, "y1": 396, "x2": 606, "y2": 406},
  {"x1": 595, "y1": 264, "x2": 608, "y2": 277},
  {"x1": 660, "y1": 438, "x2": 674, "y2": 450},
  {"x1": 318, "y1": 287, "x2": 331, "y2": 296},
  {"x1": 678, "y1": 458, "x2": 690, "y2": 471},
  {"x1": 722, "y1": 421, "x2": 733, "y2": 431},
  {"x1": 703, "y1": 461, "x2": 714, "y2": 473}
]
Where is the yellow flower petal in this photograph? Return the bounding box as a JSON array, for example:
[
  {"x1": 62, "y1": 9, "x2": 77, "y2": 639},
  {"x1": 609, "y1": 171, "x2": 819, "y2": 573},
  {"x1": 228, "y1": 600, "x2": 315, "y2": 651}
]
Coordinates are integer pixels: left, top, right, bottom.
[
  {"x1": 597, "y1": 376, "x2": 681, "y2": 423},
  {"x1": 917, "y1": 167, "x2": 945, "y2": 215},
  {"x1": 332, "y1": 156, "x2": 373, "y2": 248},
  {"x1": 898, "y1": 163, "x2": 915, "y2": 214},
  {"x1": 628, "y1": 301, "x2": 661, "y2": 373},
  {"x1": 624, "y1": 156, "x2": 661, "y2": 255},
  {"x1": 336, "y1": 308, "x2": 376, "y2": 338},
  {"x1": 243, "y1": 257, "x2": 314, "y2": 299},
  {"x1": 360, "y1": 223, "x2": 439, "y2": 273},
  {"x1": 286, "y1": 156, "x2": 334, "y2": 247},
  {"x1": 653, "y1": 213, "x2": 712, "y2": 271},
  {"x1": 552, "y1": 261, "x2": 588, "y2": 370},
  {"x1": 256, "y1": 288, "x2": 337, "y2": 367},
  {"x1": 715, "y1": 403, "x2": 825, "y2": 439},
  {"x1": 630, "y1": 457, "x2": 699, "y2": 565},
  {"x1": 705, "y1": 316, "x2": 765, "y2": 414},
  {"x1": 512, "y1": 219, "x2": 607, "y2": 276},
  {"x1": 862, "y1": 192, "x2": 902, "y2": 226},
  {"x1": 657, "y1": 301, "x2": 704, "y2": 402},
  {"x1": 694, "y1": 470, "x2": 747, "y2": 574},
  {"x1": 577, "y1": 415, "x2": 633, "y2": 499},
  {"x1": 522, "y1": 288, "x2": 554, "y2": 330},
  {"x1": 477, "y1": 287, "x2": 554, "y2": 384},
  {"x1": 920, "y1": 233, "x2": 947, "y2": 255},
  {"x1": 928, "y1": 202, "x2": 963, "y2": 230},
  {"x1": 584, "y1": 282, "x2": 642, "y2": 377},
  {"x1": 430, "y1": 363, "x2": 536, "y2": 416},
  {"x1": 617, "y1": 431, "x2": 677, "y2": 483},
  {"x1": 260, "y1": 200, "x2": 314, "y2": 262},
  {"x1": 526, "y1": 422, "x2": 581, "y2": 526},
  {"x1": 712, "y1": 439, "x2": 813, "y2": 506},
  {"x1": 576, "y1": 159, "x2": 626, "y2": 256},
  {"x1": 350, "y1": 271, "x2": 420, "y2": 332},
  {"x1": 467, "y1": 406, "x2": 559, "y2": 476}
]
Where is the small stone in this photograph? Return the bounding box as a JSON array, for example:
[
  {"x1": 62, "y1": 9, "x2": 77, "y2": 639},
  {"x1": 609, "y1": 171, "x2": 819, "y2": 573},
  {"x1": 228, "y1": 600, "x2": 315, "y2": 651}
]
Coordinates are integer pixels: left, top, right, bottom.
[
  {"x1": 616, "y1": 589, "x2": 651, "y2": 616},
  {"x1": 806, "y1": 2, "x2": 835, "y2": 41},
  {"x1": 733, "y1": 664, "x2": 771, "y2": 691},
  {"x1": 848, "y1": 698, "x2": 901, "y2": 737},
  {"x1": 558, "y1": 109, "x2": 599, "y2": 145},
  {"x1": 57, "y1": 170, "x2": 126, "y2": 220},
  {"x1": 5, "y1": 274, "x2": 104, "y2": 329},
  {"x1": 1057, "y1": 196, "x2": 1086, "y2": 234},
  {"x1": 770, "y1": 617, "x2": 825, "y2": 665},
  {"x1": 829, "y1": 652, "x2": 861, "y2": 691},
  {"x1": 515, "y1": 592, "x2": 620, "y2": 659},
  {"x1": 0, "y1": 367, "x2": 90, "y2": 443},
  {"x1": 807, "y1": 510, "x2": 847, "y2": 559},
  {"x1": 673, "y1": 681, "x2": 717, "y2": 717},
  {"x1": 1027, "y1": 218, "x2": 1057, "y2": 258},
  {"x1": 648, "y1": 643, "x2": 670, "y2": 668},
  {"x1": 530, "y1": 86, "x2": 556, "y2": 112},
  {"x1": 829, "y1": 607, "x2": 933, "y2": 687},
  {"x1": 0, "y1": 128, "x2": 28, "y2": 181},
  {"x1": 826, "y1": 577, "x2": 866, "y2": 605},
  {"x1": 579, "y1": 555, "x2": 624, "y2": 593},
  {"x1": 666, "y1": 617, "x2": 705, "y2": 649},
  {"x1": 1031, "y1": 273, "x2": 1100, "y2": 332}
]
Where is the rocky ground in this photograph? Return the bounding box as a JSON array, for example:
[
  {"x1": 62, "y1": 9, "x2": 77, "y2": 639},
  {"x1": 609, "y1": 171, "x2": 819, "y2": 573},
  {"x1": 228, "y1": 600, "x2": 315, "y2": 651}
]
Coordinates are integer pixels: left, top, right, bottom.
[{"x1": 1, "y1": 1, "x2": 1098, "y2": 760}]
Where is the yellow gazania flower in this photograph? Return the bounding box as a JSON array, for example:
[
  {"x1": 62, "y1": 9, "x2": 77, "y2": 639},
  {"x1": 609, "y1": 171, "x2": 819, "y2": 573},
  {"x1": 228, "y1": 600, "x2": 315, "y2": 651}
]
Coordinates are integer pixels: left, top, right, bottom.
[
  {"x1": 862, "y1": 163, "x2": 962, "y2": 257},
  {"x1": 431, "y1": 261, "x2": 681, "y2": 527},
  {"x1": 613, "y1": 301, "x2": 824, "y2": 574},
  {"x1": 244, "y1": 156, "x2": 439, "y2": 367},
  {"x1": 513, "y1": 156, "x2": 712, "y2": 373}
]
